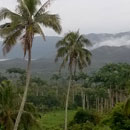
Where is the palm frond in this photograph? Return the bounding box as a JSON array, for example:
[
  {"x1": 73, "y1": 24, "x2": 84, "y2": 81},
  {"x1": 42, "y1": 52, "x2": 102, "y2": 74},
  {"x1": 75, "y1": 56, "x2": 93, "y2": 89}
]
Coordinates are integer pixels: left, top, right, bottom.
[
  {"x1": 2, "y1": 27, "x2": 23, "y2": 55},
  {"x1": 34, "y1": 0, "x2": 53, "y2": 17},
  {"x1": 78, "y1": 34, "x2": 92, "y2": 47},
  {"x1": 0, "y1": 22, "x2": 24, "y2": 37},
  {"x1": 23, "y1": 0, "x2": 41, "y2": 15},
  {"x1": 33, "y1": 23, "x2": 45, "y2": 40},
  {"x1": 56, "y1": 39, "x2": 67, "y2": 48},
  {"x1": 16, "y1": 0, "x2": 31, "y2": 18},
  {"x1": 35, "y1": 12, "x2": 62, "y2": 34},
  {"x1": 0, "y1": 8, "x2": 22, "y2": 21},
  {"x1": 20, "y1": 111, "x2": 41, "y2": 130},
  {"x1": 59, "y1": 55, "x2": 69, "y2": 71},
  {"x1": 55, "y1": 47, "x2": 67, "y2": 59}
]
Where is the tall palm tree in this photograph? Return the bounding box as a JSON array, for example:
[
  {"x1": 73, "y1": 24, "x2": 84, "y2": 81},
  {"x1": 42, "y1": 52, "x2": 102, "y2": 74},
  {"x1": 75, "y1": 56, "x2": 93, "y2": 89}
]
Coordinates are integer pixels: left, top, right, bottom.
[
  {"x1": 55, "y1": 31, "x2": 92, "y2": 130},
  {"x1": 0, "y1": 0, "x2": 62, "y2": 130}
]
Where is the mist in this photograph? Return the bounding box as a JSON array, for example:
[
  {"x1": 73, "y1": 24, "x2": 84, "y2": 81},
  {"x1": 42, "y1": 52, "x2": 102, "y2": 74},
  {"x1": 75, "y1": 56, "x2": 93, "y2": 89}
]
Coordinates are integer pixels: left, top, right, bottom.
[{"x1": 90, "y1": 33, "x2": 130, "y2": 49}]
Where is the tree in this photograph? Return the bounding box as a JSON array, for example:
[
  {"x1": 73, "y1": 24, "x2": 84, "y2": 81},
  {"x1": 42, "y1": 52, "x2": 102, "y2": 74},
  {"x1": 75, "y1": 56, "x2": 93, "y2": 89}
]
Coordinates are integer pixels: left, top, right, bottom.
[
  {"x1": 0, "y1": 73, "x2": 7, "y2": 83},
  {"x1": 89, "y1": 63, "x2": 130, "y2": 111},
  {"x1": 102, "y1": 103, "x2": 130, "y2": 130},
  {"x1": 0, "y1": 0, "x2": 62, "y2": 129},
  {"x1": 0, "y1": 80, "x2": 40, "y2": 130},
  {"x1": 6, "y1": 68, "x2": 25, "y2": 75},
  {"x1": 31, "y1": 76, "x2": 47, "y2": 96},
  {"x1": 55, "y1": 31, "x2": 92, "y2": 130},
  {"x1": 51, "y1": 73, "x2": 61, "y2": 97},
  {"x1": 6, "y1": 68, "x2": 26, "y2": 86}
]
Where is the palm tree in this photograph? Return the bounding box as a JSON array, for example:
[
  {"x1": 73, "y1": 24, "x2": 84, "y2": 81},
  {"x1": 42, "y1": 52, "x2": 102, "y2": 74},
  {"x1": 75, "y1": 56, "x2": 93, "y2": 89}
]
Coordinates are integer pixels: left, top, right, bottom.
[
  {"x1": 31, "y1": 76, "x2": 47, "y2": 96},
  {"x1": 55, "y1": 31, "x2": 92, "y2": 130},
  {"x1": 0, "y1": 80, "x2": 40, "y2": 130},
  {"x1": 0, "y1": 0, "x2": 62, "y2": 129},
  {"x1": 51, "y1": 73, "x2": 61, "y2": 97}
]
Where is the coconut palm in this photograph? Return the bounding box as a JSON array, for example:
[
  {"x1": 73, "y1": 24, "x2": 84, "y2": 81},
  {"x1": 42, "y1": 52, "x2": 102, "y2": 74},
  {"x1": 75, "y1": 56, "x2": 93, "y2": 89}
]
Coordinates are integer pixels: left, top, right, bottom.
[
  {"x1": 55, "y1": 31, "x2": 92, "y2": 130},
  {"x1": 0, "y1": 0, "x2": 62, "y2": 129},
  {"x1": 0, "y1": 80, "x2": 40, "y2": 130}
]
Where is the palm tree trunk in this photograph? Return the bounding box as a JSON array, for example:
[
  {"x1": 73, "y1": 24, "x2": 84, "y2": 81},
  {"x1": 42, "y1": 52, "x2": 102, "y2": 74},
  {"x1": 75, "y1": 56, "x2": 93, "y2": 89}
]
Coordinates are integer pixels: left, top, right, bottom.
[
  {"x1": 119, "y1": 89, "x2": 122, "y2": 102},
  {"x1": 81, "y1": 89, "x2": 85, "y2": 110},
  {"x1": 86, "y1": 95, "x2": 89, "y2": 110},
  {"x1": 111, "y1": 90, "x2": 114, "y2": 108},
  {"x1": 72, "y1": 86, "x2": 75, "y2": 105},
  {"x1": 101, "y1": 98, "x2": 104, "y2": 114},
  {"x1": 97, "y1": 97, "x2": 100, "y2": 112},
  {"x1": 36, "y1": 86, "x2": 39, "y2": 96},
  {"x1": 13, "y1": 49, "x2": 31, "y2": 130},
  {"x1": 115, "y1": 86, "x2": 118, "y2": 104},
  {"x1": 65, "y1": 75, "x2": 72, "y2": 130},
  {"x1": 96, "y1": 98, "x2": 98, "y2": 111},
  {"x1": 104, "y1": 99, "x2": 107, "y2": 111}
]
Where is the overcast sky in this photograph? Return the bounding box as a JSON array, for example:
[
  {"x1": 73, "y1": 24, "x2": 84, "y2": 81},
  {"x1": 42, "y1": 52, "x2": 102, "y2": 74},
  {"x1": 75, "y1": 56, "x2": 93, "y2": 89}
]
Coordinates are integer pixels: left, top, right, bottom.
[{"x1": 0, "y1": 0, "x2": 130, "y2": 36}]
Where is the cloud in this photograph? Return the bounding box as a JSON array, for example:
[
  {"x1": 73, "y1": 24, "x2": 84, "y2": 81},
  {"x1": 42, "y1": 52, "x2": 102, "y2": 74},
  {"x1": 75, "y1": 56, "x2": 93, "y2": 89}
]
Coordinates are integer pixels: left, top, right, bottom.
[
  {"x1": 92, "y1": 36, "x2": 130, "y2": 49},
  {"x1": 0, "y1": 0, "x2": 130, "y2": 35}
]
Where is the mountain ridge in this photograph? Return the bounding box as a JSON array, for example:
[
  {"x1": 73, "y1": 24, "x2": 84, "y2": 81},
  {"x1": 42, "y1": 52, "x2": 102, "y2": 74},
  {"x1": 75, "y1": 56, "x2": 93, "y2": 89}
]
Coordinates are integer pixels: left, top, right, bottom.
[
  {"x1": 0, "y1": 31, "x2": 130, "y2": 77},
  {"x1": 0, "y1": 31, "x2": 130, "y2": 59},
  {"x1": 0, "y1": 45, "x2": 130, "y2": 77}
]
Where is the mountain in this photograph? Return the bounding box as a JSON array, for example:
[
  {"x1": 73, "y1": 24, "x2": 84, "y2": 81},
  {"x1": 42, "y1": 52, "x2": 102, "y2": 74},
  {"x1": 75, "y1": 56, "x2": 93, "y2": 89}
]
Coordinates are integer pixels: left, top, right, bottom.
[
  {"x1": 0, "y1": 36, "x2": 61, "y2": 59},
  {"x1": 0, "y1": 32, "x2": 130, "y2": 77},
  {"x1": 90, "y1": 46, "x2": 130, "y2": 72},
  {"x1": 0, "y1": 45, "x2": 130, "y2": 77},
  {"x1": 0, "y1": 31, "x2": 130, "y2": 59}
]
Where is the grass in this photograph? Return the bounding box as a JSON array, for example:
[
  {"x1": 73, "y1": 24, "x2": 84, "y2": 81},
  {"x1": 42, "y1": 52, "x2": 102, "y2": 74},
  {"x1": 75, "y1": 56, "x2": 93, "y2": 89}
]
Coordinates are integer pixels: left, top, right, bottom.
[{"x1": 39, "y1": 110, "x2": 76, "y2": 130}]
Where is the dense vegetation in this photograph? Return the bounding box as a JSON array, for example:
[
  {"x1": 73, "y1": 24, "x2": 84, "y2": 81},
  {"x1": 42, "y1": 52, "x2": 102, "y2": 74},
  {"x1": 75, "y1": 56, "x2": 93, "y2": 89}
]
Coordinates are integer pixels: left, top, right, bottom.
[{"x1": 0, "y1": 63, "x2": 130, "y2": 130}]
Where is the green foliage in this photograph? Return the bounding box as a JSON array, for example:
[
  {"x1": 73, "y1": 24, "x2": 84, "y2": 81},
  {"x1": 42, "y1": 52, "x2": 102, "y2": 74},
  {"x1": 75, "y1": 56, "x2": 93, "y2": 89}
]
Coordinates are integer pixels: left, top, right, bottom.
[
  {"x1": 28, "y1": 95, "x2": 61, "y2": 111},
  {"x1": 69, "y1": 121, "x2": 94, "y2": 130},
  {"x1": 1, "y1": 63, "x2": 130, "y2": 129},
  {"x1": 6, "y1": 68, "x2": 25, "y2": 75},
  {"x1": 0, "y1": 73, "x2": 7, "y2": 83},
  {"x1": 68, "y1": 102, "x2": 130, "y2": 130},
  {"x1": 55, "y1": 31, "x2": 92, "y2": 73},
  {"x1": 93, "y1": 125, "x2": 111, "y2": 130},
  {"x1": 69, "y1": 109, "x2": 100, "y2": 130},
  {"x1": 91, "y1": 63, "x2": 130, "y2": 89},
  {"x1": 32, "y1": 76, "x2": 47, "y2": 86},
  {"x1": 72, "y1": 110, "x2": 96, "y2": 124},
  {"x1": 0, "y1": 80, "x2": 40, "y2": 130},
  {"x1": 124, "y1": 96, "x2": 130, "y2": 116},
  {"x1": 101, "y1": 103, "x2": 130, "y2": 130},
  {"x1": 39, "y1": 110, "x2": 76, "y2": 130}
]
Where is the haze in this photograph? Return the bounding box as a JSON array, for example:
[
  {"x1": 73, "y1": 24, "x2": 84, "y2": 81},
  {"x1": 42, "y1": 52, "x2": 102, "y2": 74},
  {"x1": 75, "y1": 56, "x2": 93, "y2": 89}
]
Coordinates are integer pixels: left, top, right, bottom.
[{"x1": 0, "y1": 0, "x2": 130, "y2": 36}]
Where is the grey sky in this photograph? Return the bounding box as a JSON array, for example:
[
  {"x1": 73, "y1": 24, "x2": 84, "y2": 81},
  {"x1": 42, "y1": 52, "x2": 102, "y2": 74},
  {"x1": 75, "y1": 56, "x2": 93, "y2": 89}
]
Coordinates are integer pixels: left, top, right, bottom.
[{"x1": 0, "y1": 0, "x2": 130, "y2": 36}]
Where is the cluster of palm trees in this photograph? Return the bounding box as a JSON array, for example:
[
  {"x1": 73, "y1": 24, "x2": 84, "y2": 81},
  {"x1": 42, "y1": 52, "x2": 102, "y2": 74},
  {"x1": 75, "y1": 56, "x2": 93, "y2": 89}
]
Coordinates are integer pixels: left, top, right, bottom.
[{"x1": 0, "y1": 0, "x2": 92, "y2": 130}]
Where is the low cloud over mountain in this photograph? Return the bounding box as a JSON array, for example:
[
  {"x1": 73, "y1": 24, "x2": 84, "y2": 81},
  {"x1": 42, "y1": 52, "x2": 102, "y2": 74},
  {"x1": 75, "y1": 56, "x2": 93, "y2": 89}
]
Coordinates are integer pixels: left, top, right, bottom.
[
  {"x1": 86, "y1": 31, "x2": 130, "y2": 49},
  {"x1": 0, "y1": 31, "x2": 130, "y2": 59},
  {"x1": 0, "y1": 32, "x2": 130, "y2": 76}
]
